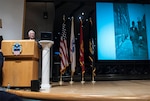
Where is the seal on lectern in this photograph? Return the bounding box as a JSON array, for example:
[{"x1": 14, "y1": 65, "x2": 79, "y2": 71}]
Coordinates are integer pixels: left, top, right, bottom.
[{"x1": 12, "y1": 42, "x2": 22, "y2": 55}]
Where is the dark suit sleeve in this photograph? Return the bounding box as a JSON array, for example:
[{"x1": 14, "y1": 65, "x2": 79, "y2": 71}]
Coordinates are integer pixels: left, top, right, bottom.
[
  {"x1": 0, "y1": 91, "x2": 22, "y2": 101},
  {"x1": 0, "y1": 52, "x2": 4, "y2": 86}
]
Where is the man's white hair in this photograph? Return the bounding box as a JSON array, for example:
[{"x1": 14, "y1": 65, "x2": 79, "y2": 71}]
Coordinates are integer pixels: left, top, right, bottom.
[{"x1": 28, "y1": 30, "x2": 35, "y2": 35}]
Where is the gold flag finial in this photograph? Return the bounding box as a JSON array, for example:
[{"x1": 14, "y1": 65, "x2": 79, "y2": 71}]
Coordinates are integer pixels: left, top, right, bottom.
[{"x1": 63, "y1": 14, "x2": 65, "y2": 22}]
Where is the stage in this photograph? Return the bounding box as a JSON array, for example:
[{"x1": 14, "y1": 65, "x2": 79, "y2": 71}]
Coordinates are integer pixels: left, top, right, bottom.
[{"x1": 6, "y1": 80, "x2": 150, "y2": 101}]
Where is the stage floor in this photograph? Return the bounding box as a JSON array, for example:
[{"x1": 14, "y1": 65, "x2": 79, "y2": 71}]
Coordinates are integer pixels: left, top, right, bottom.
[{"x1": 7, "y1": 80, "x2": 150, "y2": 101}]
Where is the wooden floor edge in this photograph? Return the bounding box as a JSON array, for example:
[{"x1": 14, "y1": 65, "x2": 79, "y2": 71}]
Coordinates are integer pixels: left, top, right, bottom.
[{"x1": 6, "y1": 89, "x2": 150, "y2": 101}]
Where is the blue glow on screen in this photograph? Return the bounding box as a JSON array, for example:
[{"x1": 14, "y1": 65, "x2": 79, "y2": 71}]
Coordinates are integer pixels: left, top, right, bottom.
[
  {"x1": 145, "y1": 5, "x2": 150, "y2": 59},
  {"x1": 96, "y1": 2, "x2": 150, "y2": 60},
  {"x1": 96, "y1": 3, "x2": 116, "y2": 60}
]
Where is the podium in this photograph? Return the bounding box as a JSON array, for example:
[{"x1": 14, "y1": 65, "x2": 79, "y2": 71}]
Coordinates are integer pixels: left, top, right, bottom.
[{"x1": 1, "y1": 40, "x2": 39, "y2": 87}]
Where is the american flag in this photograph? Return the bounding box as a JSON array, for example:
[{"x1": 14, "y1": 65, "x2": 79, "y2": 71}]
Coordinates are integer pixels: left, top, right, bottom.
[{"x1": 59, "y1": 18, "x2": 69, "y2": 73}]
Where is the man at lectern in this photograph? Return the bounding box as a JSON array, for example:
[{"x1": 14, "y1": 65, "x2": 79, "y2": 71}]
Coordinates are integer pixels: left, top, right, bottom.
[
  {"x1": 28, "y1": 29, "x2": 36, "y2": 40},
  {"x1": 28, "y1": 29, "x2": 42, "y2": 49},
  {"x1": 27, "y1": 29, "x2": 42, "y2": 83}
]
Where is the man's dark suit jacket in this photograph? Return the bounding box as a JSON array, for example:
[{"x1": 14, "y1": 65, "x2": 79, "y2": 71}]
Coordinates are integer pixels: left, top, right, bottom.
[{"x1": 0, "y1": 91, "x2": 22, "y2": 101}]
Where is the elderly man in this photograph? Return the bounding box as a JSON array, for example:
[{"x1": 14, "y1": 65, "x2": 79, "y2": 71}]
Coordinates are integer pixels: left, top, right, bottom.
[{"x1": 28, "y1": 30, "x2": 35, "y2": 40}]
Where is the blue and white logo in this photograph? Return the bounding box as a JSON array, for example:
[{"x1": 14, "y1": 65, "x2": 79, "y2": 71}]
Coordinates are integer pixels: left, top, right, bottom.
[{"x1": 12, "y1": 43, "x2": 22, "y2": 55}]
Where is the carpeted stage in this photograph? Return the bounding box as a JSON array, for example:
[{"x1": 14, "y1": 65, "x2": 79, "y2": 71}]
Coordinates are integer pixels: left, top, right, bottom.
[{"x1": 6, "y1": 80, "x2": 150, "y2": 101}]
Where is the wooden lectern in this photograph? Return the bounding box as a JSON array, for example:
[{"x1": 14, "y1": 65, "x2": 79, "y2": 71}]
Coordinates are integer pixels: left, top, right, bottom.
[{"x1": 1, "y1": 40, "x2": 39, "y2": 87}]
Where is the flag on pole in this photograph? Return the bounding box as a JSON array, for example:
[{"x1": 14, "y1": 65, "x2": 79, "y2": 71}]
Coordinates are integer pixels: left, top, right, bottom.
[
  {"x1": 59, "y1": 15, "x2": 69, "y2": 74},
  {"x1": 70, "y1": 17, "x2": 76, "y2": 76},
  {"x1": 79, "y1": 19, "x2": 85, "y2": 75},
  {"x1": 89, "y1": 17, "x2": 96, "y2": 77}
]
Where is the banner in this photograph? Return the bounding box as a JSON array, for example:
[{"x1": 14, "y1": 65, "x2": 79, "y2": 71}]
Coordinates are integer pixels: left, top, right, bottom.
[
  {"x1": 79, "y1": 19, "x2": 85, "y2": 75},
  {"x1": 70, "y1": 17, "x2": 76, "y2": 76},
  {"x1": 89, "y1": 17, "x2": 96, "y2": 77}
]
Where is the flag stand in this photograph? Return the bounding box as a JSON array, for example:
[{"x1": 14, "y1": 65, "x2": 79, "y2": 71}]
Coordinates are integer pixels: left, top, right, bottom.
[
  {"x1": 70, "y1": 77, "x2": 74, "y2": 84},
  {"x1": 59, "y1": 73, "x2": 63, "y2": 85},
  {"x1": 70, "y1": 72, "x2": 74, "y2": 84},
  {"x1": 88, "y1": 17, "x2": 96, "y2": 84},
  {"x1": 92, "y1": 75, "x2": 96, "y2": 84},
  {"x1": 59, "y1": 14, "x2": 68, "y2": 86},
  {"x1": 79, "y1": 18, "x2": 85, "y2": 85},
  {"x1": 92, "y1": 67, "x2": 96, "y2": 84},
  {"x1": 81, "y1": 77, "x2": 85, "y2": 84},
  {"x1": 81, "y1": 72, "x2": 85, "y2": 84}
]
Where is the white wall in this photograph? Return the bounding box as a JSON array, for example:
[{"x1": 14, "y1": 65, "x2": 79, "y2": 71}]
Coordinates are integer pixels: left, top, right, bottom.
[{"x1": 0, "y1": 0, "x2": 24, "y2": 40}]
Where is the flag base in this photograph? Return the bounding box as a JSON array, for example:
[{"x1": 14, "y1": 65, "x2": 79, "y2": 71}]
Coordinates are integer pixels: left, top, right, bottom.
[
  {"x1": 81, "y1": 80, "x2": 85, "y2": 84},
  {"x1": 59, "y1": 81, "x2": 63, "y2": 86},
  {"x1": 70, "y1": 80, "x2": 74, "y2": 84},
  {"x1": 92, "y1": 80, "x2": 96, "y2": 84}
]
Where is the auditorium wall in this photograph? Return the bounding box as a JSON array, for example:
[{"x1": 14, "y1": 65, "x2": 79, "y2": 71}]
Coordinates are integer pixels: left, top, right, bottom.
[
  {"x1": 24, "y1": 2, "x2": 55, "y2": 39},
  {"x1": 0, "y1": 0, "x2": 24, "y2": 40}
]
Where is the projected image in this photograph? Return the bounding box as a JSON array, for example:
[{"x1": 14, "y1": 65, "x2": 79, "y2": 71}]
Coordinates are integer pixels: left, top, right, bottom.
[
  {"x1": 96, "y1": 2, "x2": 150, "y2": 60},
  {"x1": 114, "y1": 3, "x2": 148, "y2": 60}
]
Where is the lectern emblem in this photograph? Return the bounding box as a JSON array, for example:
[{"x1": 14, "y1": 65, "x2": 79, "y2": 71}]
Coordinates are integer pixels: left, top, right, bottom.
[{"x1": 12, "y1": 42, "x2": 22, "y2": 55}]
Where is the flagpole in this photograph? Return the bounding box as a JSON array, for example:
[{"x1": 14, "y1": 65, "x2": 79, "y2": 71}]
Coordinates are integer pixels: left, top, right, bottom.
[
  {"x1": 59, "y1": 72, "x2": 63, "y2": 85},
  {"x1": 92, "y1": 66, "x2": 96, "y2": 84},
  {"x1": 81, "y1": 72, "x2": 85, "y2": 84},
  {"x1": 89, "y1": 17, "x2": 96, "y2": 84},
  {"x1": 69, "y1": 16, "x2": 74, "y2": 85},
  {"x1": 70, "y1": 71, "x2": 74, "y2": 84},
  {"x1": 79, "y1": 18, "x2": 85, "y2": 84},
  {"x1": 69, "y1": 16, "x2": 76, "y2": 85},
  {"x1": 59, "y1": 14, "x2": 68, "y2": 86}
]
